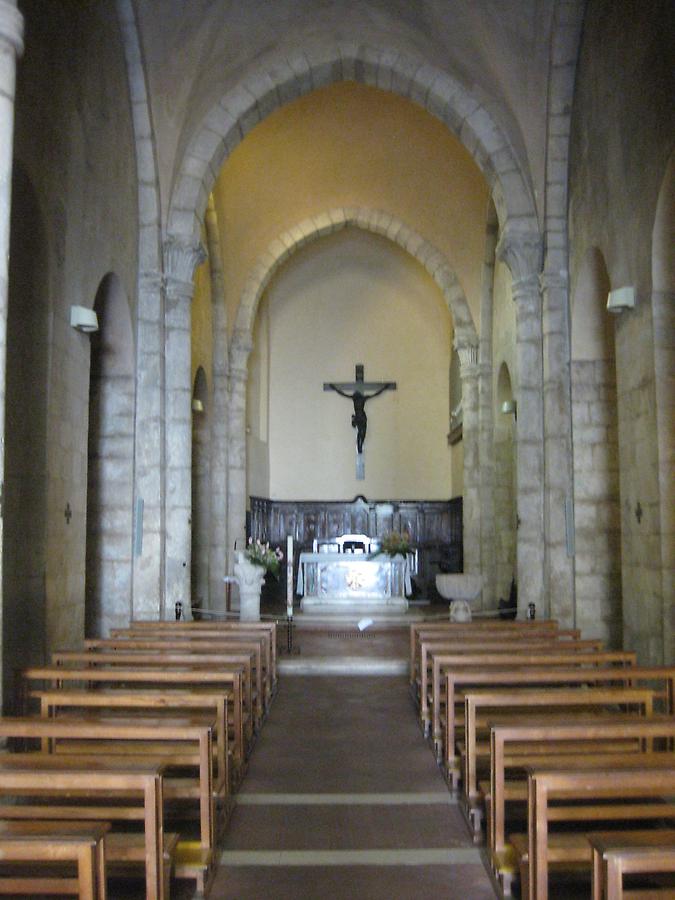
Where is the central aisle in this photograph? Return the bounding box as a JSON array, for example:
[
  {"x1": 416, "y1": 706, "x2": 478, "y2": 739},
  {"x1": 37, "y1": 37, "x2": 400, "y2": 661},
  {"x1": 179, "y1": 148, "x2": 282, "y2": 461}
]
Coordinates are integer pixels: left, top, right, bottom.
[{"x1": 212, "y1": 675, "x2": 497, "y2": 899}]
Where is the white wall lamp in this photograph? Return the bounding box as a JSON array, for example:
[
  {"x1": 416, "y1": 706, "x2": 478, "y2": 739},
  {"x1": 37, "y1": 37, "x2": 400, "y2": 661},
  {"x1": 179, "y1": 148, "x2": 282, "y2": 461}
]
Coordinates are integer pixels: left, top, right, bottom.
[
  {"x1": 606, "y1": 286, "x2": 636, "y2": 314},
  {"x1": 191, "y1": 398, "x2": 204, "y2": 413},
  {"x1": 501, "y1": 399, "x2": 517, "y2": 418},
  {"x1": 70, "y1": 305, "x2": 99, "y2": 333}
]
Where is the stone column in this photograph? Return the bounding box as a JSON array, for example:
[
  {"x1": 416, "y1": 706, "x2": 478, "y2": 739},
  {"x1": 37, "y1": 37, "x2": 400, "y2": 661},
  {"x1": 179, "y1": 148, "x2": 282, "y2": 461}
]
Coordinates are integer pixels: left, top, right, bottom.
[
  {"x1": 496, "y1": 230, "x2": 545, "y2": 617},
  {"x1": 456, "y1": 339, "x2": 481, "y2": 594},
  {"x1": 204, "y1": 199, "x2": 230, "y2": 613},
  {"x1": 652, "y1": 288, "x2": 674, "y2": 663},
  {"x1": 477, "y1": 214, "x2": 498, "y2": 609},
  {"x1": 226, "y1": 330, "x2": 253, "y2": 609},
  {"x1": 0, "y1": 0, "x2": 23, "y2": 653},
  {"x1": 163, "y1": 238, "x2": 206, "y2": 619},
  {"x1": 540, "y1": 270, "x2": 575, "y2": 627}
]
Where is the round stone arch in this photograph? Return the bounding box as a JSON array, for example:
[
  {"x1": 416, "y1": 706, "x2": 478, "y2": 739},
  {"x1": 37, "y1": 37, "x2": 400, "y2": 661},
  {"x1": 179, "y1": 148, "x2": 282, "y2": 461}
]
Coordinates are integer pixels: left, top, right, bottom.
[
  {"x1": 230, "y1": 207, "x2": 478, "y2": 358},
  {"x1": 166, "y1": 43, "x2": 538, "y2": 246}
]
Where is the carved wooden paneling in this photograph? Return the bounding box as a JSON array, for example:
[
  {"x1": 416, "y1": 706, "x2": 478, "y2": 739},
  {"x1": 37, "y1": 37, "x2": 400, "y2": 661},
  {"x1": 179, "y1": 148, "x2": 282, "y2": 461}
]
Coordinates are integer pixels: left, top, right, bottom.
[{"x1": 249, "y1": 495, "x2": 463, "y2": 598}]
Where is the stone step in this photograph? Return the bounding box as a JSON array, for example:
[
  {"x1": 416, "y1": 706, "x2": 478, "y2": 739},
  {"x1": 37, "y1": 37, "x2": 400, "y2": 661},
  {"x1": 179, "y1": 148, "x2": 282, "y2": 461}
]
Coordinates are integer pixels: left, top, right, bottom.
[{"x1": 278, "y1": 656, "x2": 407, "y2": 676}]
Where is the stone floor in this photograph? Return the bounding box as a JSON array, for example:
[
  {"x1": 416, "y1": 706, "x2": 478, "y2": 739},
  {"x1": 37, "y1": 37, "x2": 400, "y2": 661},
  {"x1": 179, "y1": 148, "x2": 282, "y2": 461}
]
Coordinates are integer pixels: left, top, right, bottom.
[{"x1": 209, "y1": 674, "x2": 498, "y2": 899}]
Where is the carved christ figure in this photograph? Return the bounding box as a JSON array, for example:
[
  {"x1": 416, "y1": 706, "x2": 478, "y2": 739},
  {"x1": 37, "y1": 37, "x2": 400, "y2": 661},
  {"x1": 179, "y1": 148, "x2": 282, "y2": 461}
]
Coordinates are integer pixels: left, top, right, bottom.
[{"x1": 324, "y1": 365, "x2": 396, "y2": 454}]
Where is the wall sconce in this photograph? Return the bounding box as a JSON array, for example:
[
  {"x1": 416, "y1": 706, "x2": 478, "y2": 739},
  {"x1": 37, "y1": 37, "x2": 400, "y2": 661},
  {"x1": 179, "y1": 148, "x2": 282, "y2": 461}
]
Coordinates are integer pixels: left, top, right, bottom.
[
  {"x1": 70, "y1": 305, "x2": 99, "y2": 333},
  {"x1": 606, "y1": 286, "x2": 635, "y2": 314},
  {"x1": 501, "y1": 400, "x2": 517, "y2": 416},
  {"x1": 191, "y1": 398, "x2": 204, "y2": 413}
]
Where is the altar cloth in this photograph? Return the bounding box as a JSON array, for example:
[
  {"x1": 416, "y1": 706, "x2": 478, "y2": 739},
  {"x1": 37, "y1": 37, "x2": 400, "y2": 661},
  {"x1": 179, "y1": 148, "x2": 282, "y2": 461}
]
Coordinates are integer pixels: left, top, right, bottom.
[{"x1": 297, "y1": 551, "x2": 411, "y2": 611}]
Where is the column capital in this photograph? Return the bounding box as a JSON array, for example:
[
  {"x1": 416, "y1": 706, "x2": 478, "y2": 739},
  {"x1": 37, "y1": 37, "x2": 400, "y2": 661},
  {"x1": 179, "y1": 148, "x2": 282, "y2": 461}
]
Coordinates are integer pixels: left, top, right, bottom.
[
  {"x1": 496, "y1": 227, "x2": 543, "y2": 286},
  {"x1": 163, "y1": 237, "x2": 206, "y2": 296},
  {"x1": 0, "y1": 1, "x2": 23, "y2": 56},
  {"x1": 454, "y1": 335, "x2": 479, "y2": 374}
]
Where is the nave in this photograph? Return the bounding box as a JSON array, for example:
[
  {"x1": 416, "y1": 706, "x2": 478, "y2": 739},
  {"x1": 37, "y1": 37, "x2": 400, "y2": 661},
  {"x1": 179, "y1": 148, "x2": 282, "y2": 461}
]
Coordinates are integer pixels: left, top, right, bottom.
[{"x1": 214, "y1": 673, "x2": 496, "y2": 899}]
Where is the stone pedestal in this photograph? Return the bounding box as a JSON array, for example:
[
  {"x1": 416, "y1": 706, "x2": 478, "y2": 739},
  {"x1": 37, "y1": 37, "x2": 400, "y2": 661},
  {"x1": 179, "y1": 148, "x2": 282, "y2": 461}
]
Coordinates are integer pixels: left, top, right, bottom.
[{"x1": 234, "y1": 553, "x2": 266, "y2": 622}]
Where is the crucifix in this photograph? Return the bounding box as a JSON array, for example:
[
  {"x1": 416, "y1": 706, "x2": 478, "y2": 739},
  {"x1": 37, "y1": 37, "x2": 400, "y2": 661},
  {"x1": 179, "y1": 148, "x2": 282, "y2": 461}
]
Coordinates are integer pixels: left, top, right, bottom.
[{"x1": 324, "y1": 364, "x2": 396, "y2": 479}]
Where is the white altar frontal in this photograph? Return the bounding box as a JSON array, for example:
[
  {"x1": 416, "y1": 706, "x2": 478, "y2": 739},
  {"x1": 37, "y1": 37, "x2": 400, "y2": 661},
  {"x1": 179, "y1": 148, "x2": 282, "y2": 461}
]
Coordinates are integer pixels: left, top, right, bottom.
[{"x1": 296, "y1": 535, "x2": 411, "y2": 613}]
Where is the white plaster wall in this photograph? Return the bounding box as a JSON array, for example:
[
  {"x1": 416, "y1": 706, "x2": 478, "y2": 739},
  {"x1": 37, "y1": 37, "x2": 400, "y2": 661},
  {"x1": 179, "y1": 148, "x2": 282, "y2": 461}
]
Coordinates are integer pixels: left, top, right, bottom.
[{"x1": 260, "y1": 227, "x2": 453, "y2": 500}]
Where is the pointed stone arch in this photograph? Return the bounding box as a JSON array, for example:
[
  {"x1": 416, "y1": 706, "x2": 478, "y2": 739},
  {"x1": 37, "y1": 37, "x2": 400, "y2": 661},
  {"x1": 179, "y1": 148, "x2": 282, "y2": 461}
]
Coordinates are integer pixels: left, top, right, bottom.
[
  {"x1": 231, "y1": 207, "x2": 478, "y2": 354},
  {"x1": 166, "y1": 44, "x2": 538, "y2": 245}
]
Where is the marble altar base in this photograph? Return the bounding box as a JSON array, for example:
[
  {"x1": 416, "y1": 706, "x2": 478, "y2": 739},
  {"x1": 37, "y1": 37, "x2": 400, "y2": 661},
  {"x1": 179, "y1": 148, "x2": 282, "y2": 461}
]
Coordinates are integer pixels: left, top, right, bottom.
[{"x1": 297, "y1": 552, "x2": 410, "y2": 614}]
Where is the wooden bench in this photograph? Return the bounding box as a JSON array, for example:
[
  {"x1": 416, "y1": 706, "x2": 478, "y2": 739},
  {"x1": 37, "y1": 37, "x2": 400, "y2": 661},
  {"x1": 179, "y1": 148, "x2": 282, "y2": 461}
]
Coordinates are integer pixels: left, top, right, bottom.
[
  {"x1": 489, "y1": 717, "x2": 675, "y2": 879},
  {"x1": 589, "y1": 829, "x2": 675, "y2": 900},
  {"x1": 461, "y1": 686, "x2": 657, "y2": 832},
  {"x1": 0, "y1": 762, "x2": 165, "y2": 900},
  {"x1": 86, "y1": 634, "x2": 273, "y2": 714},
  {"x1": 444, "y1": 666, "x2": 675, "y2": 782},
  {"x1": 0, "y1": 820, "x2": 109, "y2": 899},
  {"x1": 431, "y1": 650, "x2": 637, "y2": 765},
  {"x1": 113, "y1": 623, "x2": 277, "y2": 702},
  {"x1": 522, "y1": 761, "x2": 675, "y2": 900},
  {"x1": 0, "y1": 716, "x2": 215, "y2": 858},
  {"x1": 51, "y1": 649, "x2": 260, "y2": 739},
  {"x1": 119, "y1": 620, "x2": 278, "y2": 692},
  {"x1": 419, "y1": 638, "x2": 610, "y2": 741},
  {"x1": 410, "y1": 622, "x2": 579, "y2": 696},
  {"x1": 31, "y1": 688, "x2": 229, "y2": 797},
  {"x1": 22, "y1": 665, "x2": 246, "y2": 776},
  {"x1": 409, "y1": 619, "x2": 565, "y2": 685}
]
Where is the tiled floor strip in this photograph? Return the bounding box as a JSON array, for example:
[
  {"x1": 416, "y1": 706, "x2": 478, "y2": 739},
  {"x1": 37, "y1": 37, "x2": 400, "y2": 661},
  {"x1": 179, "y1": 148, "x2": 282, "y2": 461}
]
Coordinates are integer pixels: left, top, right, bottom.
[
  {"x1": 219, "y1": 848, "x2": 483, "y2": 866},
  {"x1": 237, "y1": 792, "x2": 457, "y2": 805}
]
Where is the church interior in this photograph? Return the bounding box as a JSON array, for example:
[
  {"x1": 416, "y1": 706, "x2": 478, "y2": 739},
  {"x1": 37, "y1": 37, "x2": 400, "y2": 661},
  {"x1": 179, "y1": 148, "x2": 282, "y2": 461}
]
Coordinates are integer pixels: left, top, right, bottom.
[{"x1": 0, "y1": 0, "x2": 671, "y2": 897}]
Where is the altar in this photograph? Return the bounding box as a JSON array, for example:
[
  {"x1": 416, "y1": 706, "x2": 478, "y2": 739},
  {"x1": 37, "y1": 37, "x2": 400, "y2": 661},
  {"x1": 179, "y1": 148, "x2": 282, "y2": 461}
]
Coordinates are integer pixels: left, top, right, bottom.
[{"x1": 296, "y1": 537, "x2": 412, "y2": 613}]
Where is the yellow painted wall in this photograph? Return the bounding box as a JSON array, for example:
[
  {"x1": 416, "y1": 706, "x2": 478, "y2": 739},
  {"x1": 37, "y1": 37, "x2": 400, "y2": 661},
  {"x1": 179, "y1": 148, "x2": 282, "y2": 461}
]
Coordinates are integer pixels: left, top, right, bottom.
[
  {"x1": 248, "y1": 226, "x2": 454, "y2": 500},
  {"x1": 212, "y1": 81, "x2": 488, "y2": 339}
]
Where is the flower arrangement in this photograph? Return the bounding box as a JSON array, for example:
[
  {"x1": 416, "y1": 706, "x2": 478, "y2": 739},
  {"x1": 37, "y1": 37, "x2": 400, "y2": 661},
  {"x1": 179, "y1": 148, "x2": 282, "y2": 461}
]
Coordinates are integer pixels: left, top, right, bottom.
[
  {"x1": 373, "y1": 530, "x2": 412, "y2": 558},
  {"x1": 244, "y1": 537, "x2": 283, "y2": 579}
]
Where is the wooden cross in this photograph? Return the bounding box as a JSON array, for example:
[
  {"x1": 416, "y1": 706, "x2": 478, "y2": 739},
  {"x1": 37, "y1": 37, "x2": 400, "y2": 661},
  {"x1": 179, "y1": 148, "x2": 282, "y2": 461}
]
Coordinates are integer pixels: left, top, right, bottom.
[{"x1": 324, "y1": 364, "x2": 396, "y2": 478}]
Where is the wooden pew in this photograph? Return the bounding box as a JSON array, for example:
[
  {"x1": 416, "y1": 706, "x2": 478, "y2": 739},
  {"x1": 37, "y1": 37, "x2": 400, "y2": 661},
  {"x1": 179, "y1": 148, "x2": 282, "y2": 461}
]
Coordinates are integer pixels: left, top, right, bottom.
[
  {"x1": 22, "y1": 665, "x2": 246, "y2": 775},
  {"x1": 461, "y1": 686, "x2": 657, "y2": 832},
  {"x1": 31, "y1": 688, "x2": 229, "y2": 797},
  {"x1": 51, "y1": 649, "x2": 260, "y2": 739},
  {"x1": 409, "y1": 619, "x2": 568, "y2": 688},
  {"x1": 489, "y1": 716, "x2": 675, "y2": 877},
  {"x1": 0, "y1": 716, "x2": 214, "y2": 856},
  {"x1": 419, "y1": 638, "x2": 609, "y2": 740},
  {"x1": 431, "y1": 650, "x2": 637, "y2": 766},
  {"x1": 523, "y1": 761, "x2": 675, "y2": 900},
  {"x1": 0, "y1": 820, "x2": 109, "y2": 899},
  {"x1": 0, "y1": 762, "x2": 165, "y2": 900},
  {"x1": 445, "y1": 666, "x2": 675, "y2": 782},
  {"x1": 410, "y1": 619, "x2": 564, "y2": 682},
  {"x1": 119, "y1": 621, "x2": 278, "y2": 692},
  {"x1": 589, "y1": 830, "x2": 675, "y2": 900},
  {"x1": 86, "y1": 634, "x2": 273, "y2": 714}
]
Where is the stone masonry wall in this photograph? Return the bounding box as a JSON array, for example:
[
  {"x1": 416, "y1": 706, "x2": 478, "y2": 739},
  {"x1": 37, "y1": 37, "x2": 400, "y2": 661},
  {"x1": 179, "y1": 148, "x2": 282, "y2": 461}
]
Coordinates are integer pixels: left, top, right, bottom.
[{"x1": 571, "y1": 358, "x2": 622, "y2": 646}]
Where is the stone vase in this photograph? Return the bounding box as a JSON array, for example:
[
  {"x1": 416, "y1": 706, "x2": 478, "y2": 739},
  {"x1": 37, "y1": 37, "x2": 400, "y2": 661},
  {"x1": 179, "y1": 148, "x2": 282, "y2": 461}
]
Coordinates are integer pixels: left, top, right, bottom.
[{"x1": 234, "y1": 552, "x2": 266, "y2": 622}]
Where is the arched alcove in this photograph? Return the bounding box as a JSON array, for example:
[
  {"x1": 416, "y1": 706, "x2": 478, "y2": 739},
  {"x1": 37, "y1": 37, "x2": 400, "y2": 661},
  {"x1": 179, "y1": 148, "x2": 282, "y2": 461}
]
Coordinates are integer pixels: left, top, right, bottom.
[
  {"x1": 85, "y1": 273, "x2": 135, "y2": 637},
  {"x1": 651, "y1": 151, "x2": 674, "y2": 663},
  {"x1": 3, "y1": 164, "x2": 49, "y2": 711},
  {"x1": 494, "y1": 362, "x2": 517, "y2": 602},
  {"x1": 191, "y1": 366, "x2": 210, "y2": 618},
  {"x1": 570, "y1": 247, "x2": 621, "y2": 646}
]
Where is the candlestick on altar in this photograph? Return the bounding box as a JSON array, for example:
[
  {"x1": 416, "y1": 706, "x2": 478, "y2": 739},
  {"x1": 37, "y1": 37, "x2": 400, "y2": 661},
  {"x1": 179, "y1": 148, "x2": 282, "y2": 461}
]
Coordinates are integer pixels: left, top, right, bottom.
[{"x1": 286, "y1": 535, "x2": 294, "y2": 618}]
